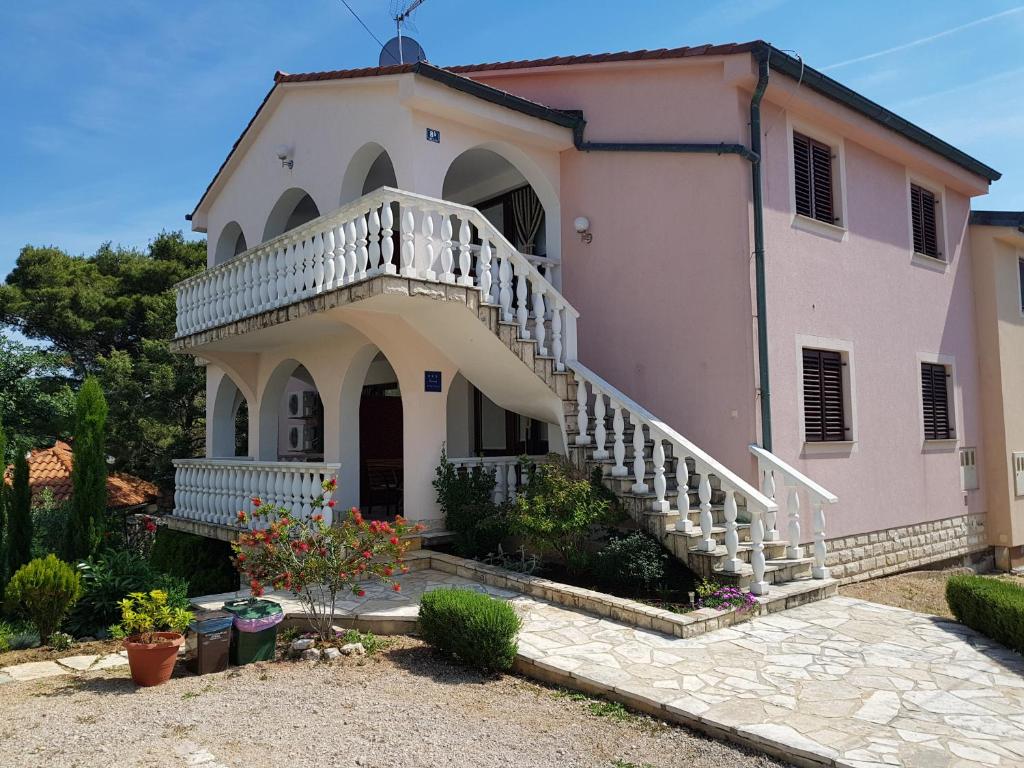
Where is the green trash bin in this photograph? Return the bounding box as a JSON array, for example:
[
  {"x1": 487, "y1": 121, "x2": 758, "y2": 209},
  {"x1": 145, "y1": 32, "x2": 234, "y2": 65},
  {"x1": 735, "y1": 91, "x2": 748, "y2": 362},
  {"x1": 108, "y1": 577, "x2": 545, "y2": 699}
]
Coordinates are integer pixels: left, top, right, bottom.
[{"x1": 222, "y1": 598, "x2": 284, "y2": 665}]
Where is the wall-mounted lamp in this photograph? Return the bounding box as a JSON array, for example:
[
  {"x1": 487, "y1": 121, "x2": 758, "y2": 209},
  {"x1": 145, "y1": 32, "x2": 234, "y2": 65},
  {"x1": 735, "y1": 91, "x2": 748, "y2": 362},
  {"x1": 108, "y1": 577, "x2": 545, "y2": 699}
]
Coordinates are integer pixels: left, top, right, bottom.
[
  {"x1": 574, "y1": 216, "x2": 592, "y2": 244},
  {"x1": 275, "y1": 144, "x2": 294, "y2": 170}
]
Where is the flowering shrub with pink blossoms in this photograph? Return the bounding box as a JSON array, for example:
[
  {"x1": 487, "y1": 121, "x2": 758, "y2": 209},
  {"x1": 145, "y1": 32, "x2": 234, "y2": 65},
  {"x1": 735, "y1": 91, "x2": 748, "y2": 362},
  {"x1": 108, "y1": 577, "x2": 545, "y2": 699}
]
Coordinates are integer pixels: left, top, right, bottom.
[{"x1": 230, "y1": 477, "x2": 422, "y2": 640}]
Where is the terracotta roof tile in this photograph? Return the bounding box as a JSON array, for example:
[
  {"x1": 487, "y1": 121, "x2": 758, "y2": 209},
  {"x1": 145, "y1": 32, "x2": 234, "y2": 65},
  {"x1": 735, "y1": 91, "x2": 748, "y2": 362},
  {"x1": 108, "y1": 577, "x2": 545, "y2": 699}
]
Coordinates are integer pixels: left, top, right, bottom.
[{"x1": 3, "y1": 441, "x2": 160, "y2": 508}]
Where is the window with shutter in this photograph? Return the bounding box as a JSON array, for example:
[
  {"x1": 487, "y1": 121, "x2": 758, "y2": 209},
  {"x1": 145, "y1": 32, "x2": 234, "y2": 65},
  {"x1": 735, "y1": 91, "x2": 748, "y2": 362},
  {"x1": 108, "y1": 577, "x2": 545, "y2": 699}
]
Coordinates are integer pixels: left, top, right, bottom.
[
  {"x1": 921, "y1": 362, "x2": 953, "y2": 440},
  {"x1": 793, "y1": 132, "x2": 835, "y2": 224},
  {"x1": 803, "y1": 348, "x2": 847, "y2": 442},
  {"x1": 910, "y1": 184, "x2": 940, "y2": 259}
]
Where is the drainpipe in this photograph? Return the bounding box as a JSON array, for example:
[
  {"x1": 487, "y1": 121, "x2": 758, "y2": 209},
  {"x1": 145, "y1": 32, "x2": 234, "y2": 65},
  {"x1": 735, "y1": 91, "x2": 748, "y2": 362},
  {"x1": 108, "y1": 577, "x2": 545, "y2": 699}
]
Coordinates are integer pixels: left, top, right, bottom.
[
  {"x1": 750, "y1": 48, "x2": 772, "y2": 451},
  {"x1": 570, "y1": 46, "x2": 774, "y2": 450}
]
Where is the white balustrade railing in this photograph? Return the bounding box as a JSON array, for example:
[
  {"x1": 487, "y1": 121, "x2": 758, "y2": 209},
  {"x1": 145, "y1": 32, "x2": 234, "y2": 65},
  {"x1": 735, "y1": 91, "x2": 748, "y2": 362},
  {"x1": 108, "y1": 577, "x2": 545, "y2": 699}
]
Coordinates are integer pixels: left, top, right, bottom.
[
  {"x1": 172, "y1": 459, "x2": 341, "y2": 528},
  {"x1": 570, "y1": 362, "x2": 780, "y2": 596},
  {"x1": 447, "y1": 455, "x2": 549, "y2": 504},
  {"x1": 750, "y1": 444, "x2": 838, "y2": 581},
  {"x1": 175, "y1": 187, "x2": 576, "y2": 370}
]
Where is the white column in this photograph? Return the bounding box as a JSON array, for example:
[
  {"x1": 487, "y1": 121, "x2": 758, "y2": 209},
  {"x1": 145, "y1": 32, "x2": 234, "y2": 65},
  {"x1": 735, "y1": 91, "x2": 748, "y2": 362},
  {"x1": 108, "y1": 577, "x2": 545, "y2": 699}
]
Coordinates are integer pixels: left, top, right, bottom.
[
  {"x1": 631, "y1": 419, "x2": 648, "y2": 494},
  {"x1": 749, "y1": 506, "x2": 768, "y2": 595},
  {"x1": 786, "y1": 486, "x2": 803, "y2": 559},
  {"x1": 698, "y1": 471, "x2": 714, "y2": 552},
  {"x1": 610, "y1": 401, "x2": 627, "y2": 477},
  {"x1": 722, "y1": 490, "x2": 741, "y2": 572},
  {"x1": 812, "y1": 496, "x2": 829, "y2": 578}
]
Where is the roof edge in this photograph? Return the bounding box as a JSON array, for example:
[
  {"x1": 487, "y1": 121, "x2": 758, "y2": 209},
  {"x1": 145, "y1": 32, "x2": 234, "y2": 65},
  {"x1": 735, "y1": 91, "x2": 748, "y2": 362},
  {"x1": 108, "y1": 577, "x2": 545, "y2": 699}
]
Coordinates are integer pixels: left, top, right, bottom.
[{"x1": 969, "y1": 210, "x2": 1024, "y2": 230}]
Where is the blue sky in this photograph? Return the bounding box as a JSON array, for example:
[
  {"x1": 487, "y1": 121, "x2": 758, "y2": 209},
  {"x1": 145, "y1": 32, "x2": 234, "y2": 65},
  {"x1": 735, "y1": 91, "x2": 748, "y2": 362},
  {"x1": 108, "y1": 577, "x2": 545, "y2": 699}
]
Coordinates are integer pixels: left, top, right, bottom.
[{"x1": 1, "y1": 0, "x2": 1021, "y2": 281}]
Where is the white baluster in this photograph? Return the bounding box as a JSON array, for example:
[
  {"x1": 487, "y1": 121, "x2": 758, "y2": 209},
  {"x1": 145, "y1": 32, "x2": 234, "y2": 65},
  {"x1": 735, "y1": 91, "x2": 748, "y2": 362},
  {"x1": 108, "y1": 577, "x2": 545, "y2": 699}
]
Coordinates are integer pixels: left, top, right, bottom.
[
  {"x1": 276, "y1": 247, "x2": 287, "y2": 302},
  {"x1": 494, "y1": 463, "x2": 506, "y2": 504},
  {"x1": 532, "y1": 283, "x2": 546, "y2": 355},
  {"x1": 439, "y1": 215, "x2": 455, "y2": 282},
  {"x1": 301, "y1": 237, "x2": 313, "y2": 295},
  {"x1": 457, "y1": 219, "x2": 473, "y2": 286},
  {"x1": 367, "y1": 207, "x2": 381, "y2": 276},
  {"x1": 651, "y1": 434, "x2": 668, "y2": 513},
  {"x1": 242, "y1": 260, "x2": 253, "y2": 314},
  {"x1": 610, "y1": 401, "x2": 627, "y2": 477},
  {"x1": 786, "y1": 486, "x2": 803, "y2": 559},
  {"x1": 312, "y1": 232, "x2": 325, "y2": 292},
  {"x1": 355, "y1": 212, "x2": 369, "y2": 280},
  {"x1": 285, "y1": 241, "x2": 298, "y2": 298},
  {"x1": 515, "y1": 263, "x2": 529, "y2": 339},
  {"x1": 421, "y1": 210, "x2": 436, "y2": 280},
  {"x1": 676, "y1": 455, "x2": 693, "y2": 532},
  {"x1": 323, "y1": 229, "x2": 336, "y2": 289},
  {"x1": 333, "y1": 225, "x2": 346, "y2": 284},
  {"x1": 749, "y1": 506, "x2": 768, "y2": 595},
  {"x1": 812, "y1": 496, "x2": 829, "y2": 579},
  {"x1": 698, "y1": 470, "x2": 714, "y2": 552},
  {"x1": 344, "y1": 220, "x2": 357, "y2": 284},
  {"x1": 506, "y1": 463, "x2": 518, "y2": 502},
  {"x1": 592, "y1": 390, "x2": 608, "y2": 460},
  {"x1": 479, "y1": 237, "x2": 493, "y2": 300},
  {"x1": 550, "y1": 302, "x2": 564, "y2": 370},
  {"x1": 400, "y1": 208, "x2": 416, "y2": 277},
  {"x1": 761, "y1": 468, "x2": 779, "y2": 541},
  {"x1": 574, "y1": 375, "x2": 590, "y2": 445},
  {"x1": 498, "y1": 249, "x2": 513, "y2": 321},
  {"x1": 381, "y1": 204, "x2": 396, "y2": 274},
  {"x1": 258, "y1": 255, "x2": 271, "y2": 310},
  {"x1": 631, "y1": 418, "x2": 648, "y2": 494},
  {"x1": 722, "y1": 490, "x2": 741, "y2": 572},
  {"x1": 300, "y1": 471, "x2": 313, "y2": 520}
]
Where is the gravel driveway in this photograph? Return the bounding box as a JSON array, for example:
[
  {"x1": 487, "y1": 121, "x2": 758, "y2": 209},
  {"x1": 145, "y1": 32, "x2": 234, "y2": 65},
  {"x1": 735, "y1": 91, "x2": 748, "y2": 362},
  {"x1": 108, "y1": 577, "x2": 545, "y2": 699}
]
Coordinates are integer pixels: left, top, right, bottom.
[{"x1": 0, "y1": 636, "x2": 789, "y2": 768}]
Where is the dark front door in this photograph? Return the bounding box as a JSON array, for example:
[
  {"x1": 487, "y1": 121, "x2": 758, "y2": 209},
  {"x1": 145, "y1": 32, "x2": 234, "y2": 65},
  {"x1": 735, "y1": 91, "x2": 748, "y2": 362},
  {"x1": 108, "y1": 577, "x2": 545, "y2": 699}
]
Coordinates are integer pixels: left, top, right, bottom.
[{"x1": 359, "y1": 383, "x2": 403, "y2": 514}]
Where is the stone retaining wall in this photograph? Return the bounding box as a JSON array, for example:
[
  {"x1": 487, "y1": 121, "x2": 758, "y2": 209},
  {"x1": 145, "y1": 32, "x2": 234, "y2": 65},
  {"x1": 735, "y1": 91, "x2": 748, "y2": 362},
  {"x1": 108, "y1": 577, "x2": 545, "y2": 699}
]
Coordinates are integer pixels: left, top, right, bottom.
[{"x1": 825, "y1": 512, "x2": 990, "y2": 583}]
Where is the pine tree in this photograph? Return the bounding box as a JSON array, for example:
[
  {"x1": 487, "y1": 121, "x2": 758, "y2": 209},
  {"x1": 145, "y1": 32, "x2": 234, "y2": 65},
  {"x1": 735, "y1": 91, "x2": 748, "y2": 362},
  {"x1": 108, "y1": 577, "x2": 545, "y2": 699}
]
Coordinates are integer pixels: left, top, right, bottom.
[
  {"x1": 7, "y1": 449, "x2": 32, "y2": 577},
  {"x1": 65, "y1": 377, "x2": 108, "y2": 561}
]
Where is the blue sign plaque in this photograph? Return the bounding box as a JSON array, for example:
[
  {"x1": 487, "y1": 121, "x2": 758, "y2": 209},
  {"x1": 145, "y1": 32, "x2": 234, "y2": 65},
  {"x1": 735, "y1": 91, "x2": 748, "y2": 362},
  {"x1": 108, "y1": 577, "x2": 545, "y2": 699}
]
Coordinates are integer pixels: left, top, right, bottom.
[
  {"x1": 424, "y1": 370, "x2": 442, "y2": 392},
  {"x1": 426, "y1": 127, "x2": 440, "y2": 143}
]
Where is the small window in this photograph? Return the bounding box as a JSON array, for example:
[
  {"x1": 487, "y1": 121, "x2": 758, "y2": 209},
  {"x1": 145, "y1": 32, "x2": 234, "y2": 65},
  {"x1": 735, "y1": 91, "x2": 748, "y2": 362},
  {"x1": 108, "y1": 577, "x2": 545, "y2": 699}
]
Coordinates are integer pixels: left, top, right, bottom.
[
  {"x1": 802, "y1": 348, "x2": 847, "y2": 442},
  {"x1": 910, "y1": 184, "x2": 941, "y2": 259},
  {"x1": 1018, "y1": 257, "x2": 1024, "y2": 313},
  {"x1": 793, "y1": 132, "x2": 835, "y2": 225},
  {"x1": 921, "y1": 362, "x2": 953, "y2": 440}
]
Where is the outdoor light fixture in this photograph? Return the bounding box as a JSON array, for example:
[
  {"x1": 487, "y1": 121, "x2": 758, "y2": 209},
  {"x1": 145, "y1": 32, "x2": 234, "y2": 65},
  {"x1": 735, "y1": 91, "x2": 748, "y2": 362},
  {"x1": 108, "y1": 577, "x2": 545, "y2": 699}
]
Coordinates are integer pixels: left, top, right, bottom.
[
  {"x1": 275, "y1": 144, "x2": 294, "y2": 169},
  {"x1": 574, "y1": 216, "x2": 592, "y2": 244}
]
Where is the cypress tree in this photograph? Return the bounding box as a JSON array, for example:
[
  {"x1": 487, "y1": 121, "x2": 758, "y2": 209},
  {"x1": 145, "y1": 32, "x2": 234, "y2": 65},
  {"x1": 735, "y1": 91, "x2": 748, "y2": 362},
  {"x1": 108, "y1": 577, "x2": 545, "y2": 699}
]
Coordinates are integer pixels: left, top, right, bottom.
[
  {"x1": 7, "y1": 449, "x2": 32, "y2": 577},
  {"x1": 0, "y1": 415, "x2": 7, "y2": 589},
  {"x1": 65, "y1": 377, "x2": 108, "y2": 561}
]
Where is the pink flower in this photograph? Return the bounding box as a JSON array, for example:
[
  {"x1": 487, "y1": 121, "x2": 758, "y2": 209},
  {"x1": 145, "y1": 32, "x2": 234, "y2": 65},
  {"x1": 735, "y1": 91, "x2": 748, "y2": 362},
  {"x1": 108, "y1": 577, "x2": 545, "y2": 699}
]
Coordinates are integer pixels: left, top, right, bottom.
[
  {"x1": 251, "y1": 497, "x2": 262, "y2": 508},
  {"x1": 327, "y1": 500, "x2": 336, "y2": 508},
  {"x1": 392, "y1": 583, "x2": 401, "y2": 593}
]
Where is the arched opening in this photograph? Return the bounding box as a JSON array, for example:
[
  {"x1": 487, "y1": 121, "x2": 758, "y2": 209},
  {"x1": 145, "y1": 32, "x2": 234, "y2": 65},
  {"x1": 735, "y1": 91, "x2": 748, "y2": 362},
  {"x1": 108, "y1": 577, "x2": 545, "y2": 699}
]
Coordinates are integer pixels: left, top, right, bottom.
[
  {"x1": 262, "y1": 188, "x2": 321, "y2": 243},
  {"x1": 258, "y1": 360, "x2": 324, "y2": 461},
  {"x1": 358, "y1": 352, "x2": 403, "y2": 517},
  {"x1": 210, "y1": 373, "x2": 251, "y2": 458},
  {"x1": 340, "y1": 142, "x2": 398, "y2": 205},
  {"x1": 442, "y1": 147, "x2": 548, "y2": 259},
  {"x1": 213, "y1": 221, "x2": 247, "y2": 265}
]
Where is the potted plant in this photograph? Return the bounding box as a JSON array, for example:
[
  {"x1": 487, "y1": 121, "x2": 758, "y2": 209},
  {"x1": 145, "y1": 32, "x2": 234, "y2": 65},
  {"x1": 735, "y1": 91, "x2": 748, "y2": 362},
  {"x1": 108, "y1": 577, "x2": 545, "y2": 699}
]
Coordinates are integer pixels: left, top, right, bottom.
[{"x1": 112, "y1": 589, "x2": 193, "y2": 687}]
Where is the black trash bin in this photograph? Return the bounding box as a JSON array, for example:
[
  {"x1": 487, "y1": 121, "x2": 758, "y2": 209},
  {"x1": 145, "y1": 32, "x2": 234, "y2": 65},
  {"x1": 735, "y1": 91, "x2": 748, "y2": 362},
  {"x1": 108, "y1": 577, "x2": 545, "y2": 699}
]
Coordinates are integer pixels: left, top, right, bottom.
[{"x1": 184, "y1": 610, "x2": 234, "y2": 675}]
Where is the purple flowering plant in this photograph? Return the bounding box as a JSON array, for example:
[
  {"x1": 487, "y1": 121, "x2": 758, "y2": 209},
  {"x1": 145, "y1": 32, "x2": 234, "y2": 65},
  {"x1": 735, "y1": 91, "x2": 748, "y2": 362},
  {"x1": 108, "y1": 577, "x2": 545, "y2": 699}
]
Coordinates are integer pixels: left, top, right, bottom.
[{"x1": 696, "y1": 580, "x2": 758, "y2": 613}]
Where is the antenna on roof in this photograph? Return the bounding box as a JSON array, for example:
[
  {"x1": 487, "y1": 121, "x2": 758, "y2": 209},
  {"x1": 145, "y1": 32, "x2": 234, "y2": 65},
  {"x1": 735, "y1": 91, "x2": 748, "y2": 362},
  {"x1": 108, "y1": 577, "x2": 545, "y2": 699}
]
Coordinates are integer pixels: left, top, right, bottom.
[{"x1": 389, "y1": 0, "x2": 428, "y2": 64}]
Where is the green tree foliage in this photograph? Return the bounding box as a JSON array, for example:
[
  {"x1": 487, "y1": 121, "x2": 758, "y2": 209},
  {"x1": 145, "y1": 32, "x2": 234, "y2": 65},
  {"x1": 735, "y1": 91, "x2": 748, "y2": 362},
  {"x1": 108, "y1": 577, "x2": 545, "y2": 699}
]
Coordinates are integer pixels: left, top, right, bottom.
[
  {"x1": 0, "y1": 337, "x2": 75, "y2": 448},
  {"x1": 0, "y1": 413, "x2": 6, "y2": 593},
  {"x1": 0, "y1": 232, "x2": 206, "y2": 488},
  {"x1": 65, "y1": 378, "x2": 108, "y2": 561},
  {"x1": 7, "y1": 450, "x2": 33, "y2": 578}
]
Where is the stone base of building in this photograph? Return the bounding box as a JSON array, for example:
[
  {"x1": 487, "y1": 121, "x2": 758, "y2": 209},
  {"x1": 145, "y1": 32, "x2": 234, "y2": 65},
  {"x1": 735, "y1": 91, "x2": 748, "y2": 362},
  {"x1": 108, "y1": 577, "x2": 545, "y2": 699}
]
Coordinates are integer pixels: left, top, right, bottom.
[{"x1": 825, "y1": 512, "x2": 990, "y2": 583}]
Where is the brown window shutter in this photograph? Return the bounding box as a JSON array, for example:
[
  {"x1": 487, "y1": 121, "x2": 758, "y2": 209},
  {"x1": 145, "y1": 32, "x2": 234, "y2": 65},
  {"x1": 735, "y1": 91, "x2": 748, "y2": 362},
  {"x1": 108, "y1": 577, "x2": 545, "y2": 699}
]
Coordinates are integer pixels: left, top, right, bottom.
[
  {"x1": 803, "y1": 348, "x2": 846, "y2": 442},
  {"x1": 921, "y1": 362, "x2": 952, "y2": 440},
  {"x1": 810, "y1": 141, "x2": 834, "y2": 224},
  {"x1": 793, "y1": 133, "x2": 813, "y2": 218},
  {"x1": 911, "y1": 184, "x2": 940, "y2": 258}
]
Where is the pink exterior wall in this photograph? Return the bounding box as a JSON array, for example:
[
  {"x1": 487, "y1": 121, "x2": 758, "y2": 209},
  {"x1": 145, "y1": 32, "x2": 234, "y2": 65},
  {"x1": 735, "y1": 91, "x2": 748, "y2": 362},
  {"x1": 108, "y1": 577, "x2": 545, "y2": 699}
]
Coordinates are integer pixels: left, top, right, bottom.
[
  {"x1": 474, "y1": 63, "x2": 761, "y2": 474},
  {"x1": 760, "y1": 106, "x2": 986, "y2": 539}
]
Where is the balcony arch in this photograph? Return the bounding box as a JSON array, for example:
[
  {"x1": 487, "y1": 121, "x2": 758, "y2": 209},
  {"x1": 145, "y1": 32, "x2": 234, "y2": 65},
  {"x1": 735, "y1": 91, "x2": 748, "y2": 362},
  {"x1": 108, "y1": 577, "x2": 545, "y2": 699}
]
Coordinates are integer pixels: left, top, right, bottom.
[
  {"x1": 213, "y1": 221, "x2": 248, "y2": 265},
  {"x1": 262, "y1": 187, "x2": 321, "y2": 243},
  {"x1": 340, "y1": 142, "x2": 398, "y2": 206},
  {"x1": 257, "y1": 359, "x2": 324, "y2": 462},
  {"x1": 442, "y1": 143, "x2": 560, "y2": 277},
  {"x1": 210, "y1": 370, "x2": 252, "y2": 458}
]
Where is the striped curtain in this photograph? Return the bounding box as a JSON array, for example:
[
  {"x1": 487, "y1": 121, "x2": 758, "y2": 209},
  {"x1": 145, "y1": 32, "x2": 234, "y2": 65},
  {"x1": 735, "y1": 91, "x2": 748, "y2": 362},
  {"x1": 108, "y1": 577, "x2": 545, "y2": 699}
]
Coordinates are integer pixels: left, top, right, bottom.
[{"x1": 510, "y1": 186, "x2": 544, "y2": 254}]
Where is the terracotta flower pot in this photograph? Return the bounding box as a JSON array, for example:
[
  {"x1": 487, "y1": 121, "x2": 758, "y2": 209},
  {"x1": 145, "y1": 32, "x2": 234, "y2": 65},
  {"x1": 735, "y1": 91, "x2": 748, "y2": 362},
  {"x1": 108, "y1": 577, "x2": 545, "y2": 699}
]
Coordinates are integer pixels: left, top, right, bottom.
[{"x1": 124, "y1": 632, "x2": 184, "y2": 687}]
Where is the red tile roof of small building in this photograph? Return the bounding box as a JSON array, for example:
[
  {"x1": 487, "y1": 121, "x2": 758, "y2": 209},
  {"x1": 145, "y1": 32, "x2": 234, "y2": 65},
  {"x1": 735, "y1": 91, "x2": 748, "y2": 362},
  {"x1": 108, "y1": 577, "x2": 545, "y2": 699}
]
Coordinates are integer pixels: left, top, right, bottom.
[{"x1": 3, "y1": 441, "x2": 161, "y2": 508}]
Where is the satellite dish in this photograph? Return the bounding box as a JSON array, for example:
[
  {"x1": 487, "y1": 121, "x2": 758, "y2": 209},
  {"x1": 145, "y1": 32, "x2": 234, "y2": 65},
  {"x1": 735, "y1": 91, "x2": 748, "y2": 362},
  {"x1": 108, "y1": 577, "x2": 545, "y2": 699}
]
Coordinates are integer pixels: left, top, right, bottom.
[{"x1": 379, "y1": 35, "x2": 426, "y2": 66}]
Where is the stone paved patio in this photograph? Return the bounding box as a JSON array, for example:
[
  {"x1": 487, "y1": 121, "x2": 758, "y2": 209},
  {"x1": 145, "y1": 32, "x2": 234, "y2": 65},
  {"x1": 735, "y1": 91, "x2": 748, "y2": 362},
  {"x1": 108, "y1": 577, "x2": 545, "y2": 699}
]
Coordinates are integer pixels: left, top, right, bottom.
[{"x1": 514, "y1": 594, "x2": 1024, "y2": 767}]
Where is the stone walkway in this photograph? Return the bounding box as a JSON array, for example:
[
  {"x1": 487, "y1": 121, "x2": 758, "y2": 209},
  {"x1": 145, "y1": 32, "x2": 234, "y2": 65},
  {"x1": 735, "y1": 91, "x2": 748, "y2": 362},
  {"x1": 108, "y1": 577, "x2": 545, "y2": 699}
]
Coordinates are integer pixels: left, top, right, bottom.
[
  {"x1": 515, "y1": 594, "x2": 1024, "y2": 767},
  {"x1": 0, "y1": 651, "x2": 127, "y2": 684}
]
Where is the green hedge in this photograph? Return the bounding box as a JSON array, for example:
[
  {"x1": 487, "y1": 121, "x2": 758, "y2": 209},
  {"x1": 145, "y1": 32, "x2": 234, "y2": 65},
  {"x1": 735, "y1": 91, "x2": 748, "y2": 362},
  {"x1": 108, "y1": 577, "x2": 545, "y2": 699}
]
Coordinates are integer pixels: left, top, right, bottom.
[
  {"x1": 946, "y1": 574, "x2": 1024, "y2": 654},
  {"x1": 149, "y1": 528, "x2": 239, "y2": 597},
  {"x1": 419, "y1": 588, "x2": 521, "y2": 672}
]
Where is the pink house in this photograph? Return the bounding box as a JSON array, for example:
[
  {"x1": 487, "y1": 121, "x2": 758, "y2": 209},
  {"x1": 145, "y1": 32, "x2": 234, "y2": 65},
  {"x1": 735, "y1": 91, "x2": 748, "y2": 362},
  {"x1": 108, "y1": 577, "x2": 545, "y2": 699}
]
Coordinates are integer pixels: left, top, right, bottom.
[{"x1": 169, "y1": 41, "x2": 999, "y2": 594}]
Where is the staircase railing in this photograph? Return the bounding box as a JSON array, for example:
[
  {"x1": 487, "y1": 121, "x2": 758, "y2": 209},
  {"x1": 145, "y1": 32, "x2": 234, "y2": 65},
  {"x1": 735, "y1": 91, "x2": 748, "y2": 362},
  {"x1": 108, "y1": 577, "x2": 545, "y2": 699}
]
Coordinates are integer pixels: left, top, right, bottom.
[
  {"x1": 175, "y1": 187, "x2": 578, "y2": 371},
  {"x1": 749, "y1": 444, "x2": 838, "y2": 580},
  {"x1": 447, "y1": 455, "x2": 549, "y2": 503},
  {"x1": 569, "y1": 361, "x2": 778, "y2": 595}
]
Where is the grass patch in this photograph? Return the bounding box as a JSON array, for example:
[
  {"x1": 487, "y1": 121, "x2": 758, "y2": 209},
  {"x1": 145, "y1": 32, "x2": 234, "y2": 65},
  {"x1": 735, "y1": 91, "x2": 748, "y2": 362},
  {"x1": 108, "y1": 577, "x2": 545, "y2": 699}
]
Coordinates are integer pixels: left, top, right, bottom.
[
  {"x1": 551, "y1": 687, "x2": 644, "y2": 724},
  {"x1": 611, "y1": 761, "x2": 654, "y2": 768}
]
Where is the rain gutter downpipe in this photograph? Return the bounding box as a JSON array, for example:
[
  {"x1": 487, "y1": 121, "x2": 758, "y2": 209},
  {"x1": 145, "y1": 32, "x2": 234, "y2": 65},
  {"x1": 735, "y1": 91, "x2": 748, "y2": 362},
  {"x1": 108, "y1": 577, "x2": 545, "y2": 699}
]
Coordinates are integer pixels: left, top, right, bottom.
[{"x1": 570, "y1": 45, "x2": 774, "y2": 450}]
